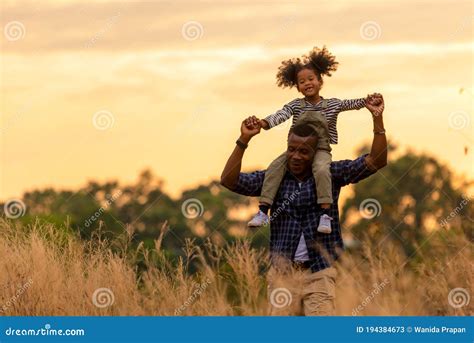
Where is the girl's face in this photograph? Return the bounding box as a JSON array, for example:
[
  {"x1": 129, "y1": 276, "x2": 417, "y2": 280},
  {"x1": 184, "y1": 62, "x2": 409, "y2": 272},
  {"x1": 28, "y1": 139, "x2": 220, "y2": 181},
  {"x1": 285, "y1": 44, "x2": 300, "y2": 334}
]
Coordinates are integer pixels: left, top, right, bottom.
[{"x1": 296, "y1": 68, "x2": 321, "y2": 97}]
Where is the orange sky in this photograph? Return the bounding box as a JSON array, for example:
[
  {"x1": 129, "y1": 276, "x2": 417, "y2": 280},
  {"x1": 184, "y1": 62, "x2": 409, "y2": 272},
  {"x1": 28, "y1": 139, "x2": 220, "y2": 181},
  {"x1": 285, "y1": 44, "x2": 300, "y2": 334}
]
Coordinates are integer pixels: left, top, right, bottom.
[{"x1": 1, "y1": 0, "x2": 473, "y2": 201}]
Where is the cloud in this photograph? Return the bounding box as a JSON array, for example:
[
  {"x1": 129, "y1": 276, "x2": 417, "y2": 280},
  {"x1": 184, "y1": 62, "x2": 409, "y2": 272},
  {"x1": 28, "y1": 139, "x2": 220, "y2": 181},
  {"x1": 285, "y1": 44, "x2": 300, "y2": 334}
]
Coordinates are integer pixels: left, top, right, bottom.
[
  {"x1": 1, "y1": 0, "x2": 472, "y2": 54},
  {"x1": 1, "y1": 0, "x2": 472, "y2": 200}
]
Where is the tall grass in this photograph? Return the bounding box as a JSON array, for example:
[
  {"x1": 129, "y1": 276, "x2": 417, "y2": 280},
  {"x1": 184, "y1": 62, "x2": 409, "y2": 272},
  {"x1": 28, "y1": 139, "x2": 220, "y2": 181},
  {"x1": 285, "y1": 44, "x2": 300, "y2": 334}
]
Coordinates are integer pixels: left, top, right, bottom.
[{"x1": 0, "y1": 218, "x2": 472, "y2": 316}]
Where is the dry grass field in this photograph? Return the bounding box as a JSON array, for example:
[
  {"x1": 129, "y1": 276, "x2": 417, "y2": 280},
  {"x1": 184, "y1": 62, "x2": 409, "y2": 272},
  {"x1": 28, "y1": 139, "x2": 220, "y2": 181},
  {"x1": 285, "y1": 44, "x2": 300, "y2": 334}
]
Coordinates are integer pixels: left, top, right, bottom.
[{"x1": 0, "y1": 218, "x2": 472, "y2": 316}]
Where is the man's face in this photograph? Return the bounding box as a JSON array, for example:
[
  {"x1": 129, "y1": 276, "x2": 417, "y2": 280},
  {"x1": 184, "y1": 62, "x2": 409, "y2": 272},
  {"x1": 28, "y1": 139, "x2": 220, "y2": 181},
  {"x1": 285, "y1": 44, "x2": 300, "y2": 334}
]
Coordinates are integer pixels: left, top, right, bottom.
[{"x1": 286, "y1": 133, "x2": 317, "y2": 177}]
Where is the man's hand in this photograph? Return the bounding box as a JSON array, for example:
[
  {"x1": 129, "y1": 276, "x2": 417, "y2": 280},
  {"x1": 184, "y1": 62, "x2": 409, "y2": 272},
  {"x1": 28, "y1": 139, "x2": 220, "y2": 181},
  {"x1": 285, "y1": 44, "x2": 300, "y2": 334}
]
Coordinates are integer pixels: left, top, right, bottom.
[
  {"x1": 366, "y1": 93, "x2": 384, "y2": 116},
  {"x1": 221, "y1": 116, "x2": 261, "y2": 189},
  {"x1": 240, "y1": 115, "x2": 262, "y2": 142}
]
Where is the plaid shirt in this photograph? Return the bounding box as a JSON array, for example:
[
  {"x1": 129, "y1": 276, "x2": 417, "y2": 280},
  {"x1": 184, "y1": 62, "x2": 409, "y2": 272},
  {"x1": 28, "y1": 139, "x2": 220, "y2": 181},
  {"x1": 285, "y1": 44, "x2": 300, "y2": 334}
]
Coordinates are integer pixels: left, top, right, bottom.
[{"x1": 231, "y1": 154, "x2": 376, "y2": 273}]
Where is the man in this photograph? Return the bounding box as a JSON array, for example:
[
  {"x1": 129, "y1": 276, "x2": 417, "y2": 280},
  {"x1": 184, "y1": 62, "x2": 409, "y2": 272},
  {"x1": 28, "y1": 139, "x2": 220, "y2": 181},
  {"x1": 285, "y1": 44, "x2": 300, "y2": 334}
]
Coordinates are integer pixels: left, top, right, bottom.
[{"x1": 220, "y1": 94, "x2": 387, "y2": 316}]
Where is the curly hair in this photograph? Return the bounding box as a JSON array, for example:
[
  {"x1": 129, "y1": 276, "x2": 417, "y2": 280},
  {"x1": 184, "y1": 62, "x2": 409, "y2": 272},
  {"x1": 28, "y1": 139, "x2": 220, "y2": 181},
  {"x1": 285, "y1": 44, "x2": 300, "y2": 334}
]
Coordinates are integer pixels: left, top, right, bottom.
[
  {"x1": 276, "y1": 46, "x2": 339, "y2": 89},
  {"x1": 276, "y1": 57, "x2": 304, "y2": 88}
]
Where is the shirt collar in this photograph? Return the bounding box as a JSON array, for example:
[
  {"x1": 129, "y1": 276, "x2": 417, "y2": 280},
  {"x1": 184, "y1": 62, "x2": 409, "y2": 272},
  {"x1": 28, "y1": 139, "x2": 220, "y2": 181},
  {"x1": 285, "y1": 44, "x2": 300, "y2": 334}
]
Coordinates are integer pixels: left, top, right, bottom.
[{"x1": 284, "y1": 170, "x2": 313, "y2": 184}]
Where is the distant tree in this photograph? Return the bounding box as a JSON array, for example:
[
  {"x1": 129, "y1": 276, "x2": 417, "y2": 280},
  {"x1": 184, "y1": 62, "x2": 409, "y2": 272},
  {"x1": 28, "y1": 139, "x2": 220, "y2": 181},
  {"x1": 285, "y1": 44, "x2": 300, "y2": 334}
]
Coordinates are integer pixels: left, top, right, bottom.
[
  {"x1": 2, "y1": 169, "x2": 254, "y2": 258},
  {"x1": 4, "y1": 145, "x2": 470, "y2": 264},
  {"x1": 341, "y1": 144, "x2": 473, "y2": 257}
]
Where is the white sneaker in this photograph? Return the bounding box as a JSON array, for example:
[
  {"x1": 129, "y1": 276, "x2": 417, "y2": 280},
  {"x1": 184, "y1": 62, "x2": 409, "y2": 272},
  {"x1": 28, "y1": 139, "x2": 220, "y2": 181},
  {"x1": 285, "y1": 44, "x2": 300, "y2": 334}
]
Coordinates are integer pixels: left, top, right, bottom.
[
  {"x1": 317, "y1": 214, "x2": 332, "y2": 234},
  {"x1": 248, "y1": 210, "x2": 269, "y2": 227}
]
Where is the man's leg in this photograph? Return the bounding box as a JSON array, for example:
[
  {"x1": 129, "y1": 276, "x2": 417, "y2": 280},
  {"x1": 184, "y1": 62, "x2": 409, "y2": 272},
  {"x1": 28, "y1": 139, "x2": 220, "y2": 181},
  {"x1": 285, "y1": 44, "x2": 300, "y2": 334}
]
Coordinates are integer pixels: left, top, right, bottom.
[
  {"x1": 302, "y1": 267, "x2": 337, "y2": 316},
  {"x1": 266, "y1": 266, "x2": 304, "y2": 316}
]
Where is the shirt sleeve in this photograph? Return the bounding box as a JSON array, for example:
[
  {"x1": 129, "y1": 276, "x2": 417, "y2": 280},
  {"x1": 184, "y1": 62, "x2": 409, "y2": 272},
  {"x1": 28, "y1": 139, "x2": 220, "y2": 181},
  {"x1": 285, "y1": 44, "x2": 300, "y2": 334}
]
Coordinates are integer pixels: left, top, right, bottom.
[
  {"x1": 226, "y1": 171, "x2": 265, "y2": 196},
  {"x1": 331, "y1": 154, "x2": 377, "y2": 187},
  {"x1": 263, "y1": 102, "x2": 295, "y2": 129},
  {"x1": 338, "y1": 98, "x2": 366, "y2": 112}
]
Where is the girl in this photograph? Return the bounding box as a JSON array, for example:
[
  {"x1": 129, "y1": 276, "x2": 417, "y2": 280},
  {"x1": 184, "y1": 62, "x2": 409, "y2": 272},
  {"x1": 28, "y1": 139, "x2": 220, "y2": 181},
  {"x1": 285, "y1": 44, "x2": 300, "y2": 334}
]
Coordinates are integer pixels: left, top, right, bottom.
[{"x1": 248, "y1": 46, "x2": 374, "y2": 234}]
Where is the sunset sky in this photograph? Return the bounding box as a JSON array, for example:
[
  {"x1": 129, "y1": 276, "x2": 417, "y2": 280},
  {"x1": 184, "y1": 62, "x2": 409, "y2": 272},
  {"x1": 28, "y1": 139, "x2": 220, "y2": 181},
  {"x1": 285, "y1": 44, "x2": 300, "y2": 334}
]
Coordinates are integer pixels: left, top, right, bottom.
[{"x1": 1, "y1": 0, "x2": 472, "y2": 201}]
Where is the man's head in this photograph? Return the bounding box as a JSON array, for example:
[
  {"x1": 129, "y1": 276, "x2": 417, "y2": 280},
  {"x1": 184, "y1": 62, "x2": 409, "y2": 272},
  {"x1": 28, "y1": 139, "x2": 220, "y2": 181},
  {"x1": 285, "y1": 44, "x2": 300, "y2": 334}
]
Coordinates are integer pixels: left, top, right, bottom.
[{"x1": 286, "y1": 124, "x2": 318, "y2": 178}]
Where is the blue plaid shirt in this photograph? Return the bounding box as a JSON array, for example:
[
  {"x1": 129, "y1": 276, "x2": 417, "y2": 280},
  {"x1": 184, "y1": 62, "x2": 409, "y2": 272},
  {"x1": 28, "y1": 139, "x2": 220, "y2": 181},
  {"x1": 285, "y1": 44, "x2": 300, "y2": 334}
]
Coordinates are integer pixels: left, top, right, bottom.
[{"x1": 231, "y1": 154, "x2": 376, "y2": 273}]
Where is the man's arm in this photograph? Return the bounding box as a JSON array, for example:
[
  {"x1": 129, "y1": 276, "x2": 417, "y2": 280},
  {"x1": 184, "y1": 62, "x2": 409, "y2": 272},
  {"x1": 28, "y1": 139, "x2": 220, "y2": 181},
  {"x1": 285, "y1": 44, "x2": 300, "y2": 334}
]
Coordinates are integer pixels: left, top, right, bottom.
[
  {"x1": 220, "y1": 116, "x2": 261, "y2": 189},
  {"x1": 364, "y1": 93, "x2": 387, "y2": 171},
  {"x1": 331, "y1": 94, "x2": 387, "y2": 187}
]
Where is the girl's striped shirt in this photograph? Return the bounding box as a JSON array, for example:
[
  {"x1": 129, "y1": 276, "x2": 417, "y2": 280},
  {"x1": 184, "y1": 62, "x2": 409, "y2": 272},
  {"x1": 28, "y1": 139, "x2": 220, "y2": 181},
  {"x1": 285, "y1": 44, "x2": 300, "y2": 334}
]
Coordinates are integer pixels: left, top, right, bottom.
[{"x1": 263, "y1": 97, "x2": 366, "y2": 144}]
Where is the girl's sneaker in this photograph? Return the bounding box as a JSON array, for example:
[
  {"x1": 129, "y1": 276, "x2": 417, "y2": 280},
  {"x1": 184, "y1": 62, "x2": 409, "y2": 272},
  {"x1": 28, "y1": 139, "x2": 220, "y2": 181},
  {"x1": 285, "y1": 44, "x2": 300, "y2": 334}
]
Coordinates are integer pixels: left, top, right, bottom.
[
  {"x1": 248, "y1": 210, "x2": 269, "y2": 227},
  {"x1": 317, "y1": 214, "x2": 332, "y2": 234}
]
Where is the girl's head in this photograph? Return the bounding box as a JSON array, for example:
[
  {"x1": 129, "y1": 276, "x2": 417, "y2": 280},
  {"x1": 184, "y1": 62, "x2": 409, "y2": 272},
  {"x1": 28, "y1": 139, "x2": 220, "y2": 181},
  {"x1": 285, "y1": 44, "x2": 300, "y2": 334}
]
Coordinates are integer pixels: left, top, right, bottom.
[{"x1": 276, "y1": 46, "x2": 339, "y2": 97}]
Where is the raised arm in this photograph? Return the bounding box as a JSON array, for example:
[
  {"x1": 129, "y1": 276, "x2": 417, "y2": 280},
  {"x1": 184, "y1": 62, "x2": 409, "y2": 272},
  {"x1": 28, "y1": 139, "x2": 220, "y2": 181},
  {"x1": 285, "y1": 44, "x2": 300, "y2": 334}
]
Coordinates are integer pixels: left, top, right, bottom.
[
  {"x1": 339, "y1": 97, "x2": 367, "y2": 112},
  {"x1": 364, "y1": 94, "x2": 387, "y2": 170},
  {"x1": 220, "y1": 116, "x2": 261, "y2": 189},
  {"x1": 260, "y1": 102, "x2": 295, "y2": 130}
]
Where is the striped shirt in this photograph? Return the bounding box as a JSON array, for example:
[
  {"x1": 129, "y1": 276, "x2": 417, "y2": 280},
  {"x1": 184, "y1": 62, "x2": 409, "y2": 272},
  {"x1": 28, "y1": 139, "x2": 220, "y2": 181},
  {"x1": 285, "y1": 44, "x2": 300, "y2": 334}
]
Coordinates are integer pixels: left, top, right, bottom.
[{"x1": 264, "y1": 97, "x2": 366, "y2": 144}]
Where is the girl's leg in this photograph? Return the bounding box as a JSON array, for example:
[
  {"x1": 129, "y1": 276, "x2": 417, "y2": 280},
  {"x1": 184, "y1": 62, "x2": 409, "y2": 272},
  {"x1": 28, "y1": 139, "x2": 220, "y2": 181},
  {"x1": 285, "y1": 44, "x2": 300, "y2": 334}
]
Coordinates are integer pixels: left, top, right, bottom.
[
  {"x1": 260, "y1": 151, "x2": 287, "y2": 207},
  {"x1": 248, "y1": 152, "x2": 287, "y2": 227},
  {"x1": 312, "y1": 150, "x2": 333, "y2": 233},
  {"x1": 312, "y1": 150, "x2": 333, "y2": 204}
]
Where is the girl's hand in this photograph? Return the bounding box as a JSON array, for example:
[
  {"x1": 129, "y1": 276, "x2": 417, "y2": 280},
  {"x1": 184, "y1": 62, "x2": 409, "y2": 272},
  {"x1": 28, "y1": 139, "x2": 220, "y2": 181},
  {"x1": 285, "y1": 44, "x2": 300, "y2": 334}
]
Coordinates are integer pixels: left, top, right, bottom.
[
  {"x1": 259, "y1": 119, "x2": 270, "y2": 130},
  {"x1": 365, "y1": 93, "x2": 380, "y2": 106},
  {"x1": 242, "y1": 116, "x2": 263, "y2": 139},
  {"x1": 366, "y1": 93, "x2": 384, "y2": 116},
  {"x1": 244, "y1": 115, "x2": 261, "y2": 130},
  {"x1": 365, "y1": 94, "x2": 372, "y2": 105},
  {"x1": 369, "y1": 93, "x2": 383, "y2": 106}
]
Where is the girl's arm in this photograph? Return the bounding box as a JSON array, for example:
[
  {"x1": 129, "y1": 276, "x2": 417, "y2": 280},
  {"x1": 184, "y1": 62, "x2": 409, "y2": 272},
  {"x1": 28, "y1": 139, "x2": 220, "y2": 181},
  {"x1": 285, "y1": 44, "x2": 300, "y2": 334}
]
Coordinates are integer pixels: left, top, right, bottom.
[
  {"x1": 339, "y1": 97, "x2": 368, "y2": 112},
  {"x1": 260, "y1": 102, "x2": 295, "y2": 130}
]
